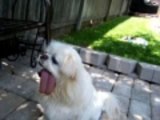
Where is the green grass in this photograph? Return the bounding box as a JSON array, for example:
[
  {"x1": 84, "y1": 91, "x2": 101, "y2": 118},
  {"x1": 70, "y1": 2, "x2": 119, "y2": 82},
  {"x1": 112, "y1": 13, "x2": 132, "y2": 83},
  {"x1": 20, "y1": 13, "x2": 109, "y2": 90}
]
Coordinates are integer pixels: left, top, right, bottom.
[{"x1": 60, "y1": 16, "x2": 160, "y2": 65}]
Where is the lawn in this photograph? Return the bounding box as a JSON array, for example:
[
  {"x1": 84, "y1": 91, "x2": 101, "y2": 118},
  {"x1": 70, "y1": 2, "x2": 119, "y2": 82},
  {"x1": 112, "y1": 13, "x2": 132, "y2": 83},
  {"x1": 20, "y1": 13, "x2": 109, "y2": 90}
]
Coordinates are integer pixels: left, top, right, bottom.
[{"x1": 60, "y1": 16, "x2": 160, "y2": 65}]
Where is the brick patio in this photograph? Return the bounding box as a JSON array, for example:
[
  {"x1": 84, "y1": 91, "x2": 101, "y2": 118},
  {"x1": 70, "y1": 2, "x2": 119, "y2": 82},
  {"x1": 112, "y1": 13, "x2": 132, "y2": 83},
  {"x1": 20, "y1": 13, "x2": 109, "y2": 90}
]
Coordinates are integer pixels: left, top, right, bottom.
[{"x1": 0, "y1": 54, "x2": 160, "y2": 120}]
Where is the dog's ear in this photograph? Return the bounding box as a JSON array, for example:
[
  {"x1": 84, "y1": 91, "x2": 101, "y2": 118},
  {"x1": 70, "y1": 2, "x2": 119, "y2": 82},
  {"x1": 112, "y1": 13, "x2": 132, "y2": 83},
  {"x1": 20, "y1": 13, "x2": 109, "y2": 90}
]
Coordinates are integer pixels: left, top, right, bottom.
[{"x1": 61, "y1": 53, "x2": 77, "y2": 80}]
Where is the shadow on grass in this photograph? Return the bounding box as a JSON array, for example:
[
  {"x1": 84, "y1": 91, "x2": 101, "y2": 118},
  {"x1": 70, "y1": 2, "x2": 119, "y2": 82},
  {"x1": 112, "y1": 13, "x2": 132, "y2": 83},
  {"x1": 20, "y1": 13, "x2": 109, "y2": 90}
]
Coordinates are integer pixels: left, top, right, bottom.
[{"x1": 61, "y1": 16, "x2": 131, "y2": 47}]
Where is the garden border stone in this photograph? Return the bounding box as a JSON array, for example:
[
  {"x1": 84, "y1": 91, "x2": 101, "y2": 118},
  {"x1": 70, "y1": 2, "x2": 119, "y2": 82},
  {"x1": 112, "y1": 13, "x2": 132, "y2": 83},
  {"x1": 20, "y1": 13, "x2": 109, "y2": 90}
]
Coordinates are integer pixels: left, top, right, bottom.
[
  {"x1": 136, "y1": 63, "x2": 154, "y2": 82},
  {"x1": 80, "y1": 48, "x2": 108, "y2": 69},
  {"x1": 107, "y1": 55, "x2": 137, "y2": 74},
  {"x1": 136, "y1": 63, "x2": 160, "y2": 84},
  {"x1": 58, "y1": 41, "x2": 160, "y2": 85},
  {"x1": 152, "y1": 66, "x2": 160, "y2": 84}
]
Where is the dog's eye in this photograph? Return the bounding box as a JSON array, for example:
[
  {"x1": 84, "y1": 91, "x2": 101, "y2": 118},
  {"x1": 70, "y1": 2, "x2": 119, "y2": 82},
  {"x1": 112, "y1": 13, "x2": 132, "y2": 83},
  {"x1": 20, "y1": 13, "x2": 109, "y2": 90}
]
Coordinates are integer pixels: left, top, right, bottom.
[{"x1": 52, "y1": 56, "x2": 58, "y2": 65}]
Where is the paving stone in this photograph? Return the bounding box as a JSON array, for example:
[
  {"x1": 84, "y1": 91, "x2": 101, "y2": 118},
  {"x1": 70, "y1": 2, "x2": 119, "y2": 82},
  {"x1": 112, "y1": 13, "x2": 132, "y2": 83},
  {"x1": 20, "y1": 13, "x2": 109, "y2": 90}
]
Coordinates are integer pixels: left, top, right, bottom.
[
  {"x1": 128, "y1": 115, "x2": 151, "y2": 120},
  {"x1": 89, "y1": 67, "x2": 104, "y2": 79},
  {"x1": 152, "y1": 66, "x2": 160, "y2": 84},
  {"x1": 5, "y1": 102, "x2": 41, "y2": 120},
  {"x1": 113, "y1": 74, "x2": 133, "y2": 98},
  {"x1": 0, "y1": 73, "x2": 39, "y2": 101},
  {"x1": 152, "y1": 103, "x2": 160, "y2": 120},
  {"x1": 150, "y1": 84, "x2": 160, "y2": 120},
  {"x1": 103, "y1": 70, "x2": 119, "y2": 80},
  {"x1": 131, "y1": 79, "x2": 151, "y2": 104},
  {"x1": 89, "y1": 67, "x2": 104, "y2": 74},
  {"x1": 113, "y1": 84, "x2": 132, "y2": 98},
  {"x1": 131, "y1": 88, "x2": 150, "y2": 104},
  {"x1": 150, "y1": 84, "x2": 160, "y2": 116},
  {"x1": 4, "y1": 56, "x2": 30, "y2": 67},
  {"x1": 2, "y1": 59, "x2": 26, "y2": 69},
  {"x1": 0, "y1": 59, "x2": 39, "y2": 80},
  {"x1": 0, "y1": 89, "x2": 25, "y2": 119},
  {"x1": 151, "y1": 94, "x2": 160, "y2": 106},
  {"x1": 108, "y1": 55, "x2": 137, "y2": 74},
  {"x1": 133, "y1": 79, "x2": 150, "y2": 92},
  {"x1": 10, "y1": 80, "x2": 39, "y2": 100},
  {"x1": 5, "y1": 62, "x2": 39, "y2": 80},
  {"x1": 0, "y1": 61, "x2": 14, "y2": 75},
  {"x1": 151, "y1": 93, "x2": 160, "y2": 119},
  {"x1": 93, "y1": 70, "x2": 118, "y2": 91},
  {"x1": 151, "y1": 84, "x2": 160, "y2": 97},
  {"x1": 0, "y1": 75, "x2": 27, "y2": 91},
  {"x1": 14, "y1": 67, "x2": 36, "y2": 79},
  {"x1": 0, "y1": 71, "x2": 13, "y2": 81},
  {"x1": 93, "y1": 80, "x2": 111, "y2": 92},
  {"x1": 116, "y1": 95, "x2": 130, "y2": 114},
  {"x1": 93, "y1": 77, "x2": 116, "y2": 92},
  {"x1": 136, "y1": 63, "x2": 154, "y2": 82},
  {"x1": 150, "y1": 84, "x2": 160, "y2": 105},
  {"x1": 129, "y1": 100, "x2": 151, "y2": 120},
  {"x1": 127, "y1": 73, "x2": 138, "y2": 79},
  {"x1": 80, "y1": 48, "x2": 107, "y2": 68},
  {"x1": 117, "y1": 75, "x2": 134, "y2": 87}
]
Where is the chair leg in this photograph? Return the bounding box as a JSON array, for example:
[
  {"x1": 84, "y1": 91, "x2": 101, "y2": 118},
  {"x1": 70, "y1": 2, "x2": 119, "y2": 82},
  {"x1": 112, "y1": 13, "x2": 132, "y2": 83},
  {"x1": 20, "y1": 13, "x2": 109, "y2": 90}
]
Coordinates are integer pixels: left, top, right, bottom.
[
  {"x1": 0, "y1": 59, "x2": 2, "y2": 69},
  {"x1": 30, "y1": 29, "x2": 40, "y2": 68}
]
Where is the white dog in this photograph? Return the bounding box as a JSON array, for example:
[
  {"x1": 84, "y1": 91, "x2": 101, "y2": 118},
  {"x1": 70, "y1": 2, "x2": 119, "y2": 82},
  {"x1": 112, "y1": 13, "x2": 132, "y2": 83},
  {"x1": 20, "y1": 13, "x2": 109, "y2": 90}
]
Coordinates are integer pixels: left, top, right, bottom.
[{"x1": 38, "y1": 41, "x2": 126, "y2": 120}]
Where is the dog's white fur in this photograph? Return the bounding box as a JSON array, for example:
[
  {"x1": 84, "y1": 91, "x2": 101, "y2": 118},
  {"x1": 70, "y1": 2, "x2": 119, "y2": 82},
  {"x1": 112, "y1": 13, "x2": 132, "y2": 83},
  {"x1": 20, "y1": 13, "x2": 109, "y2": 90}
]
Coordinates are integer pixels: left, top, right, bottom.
[{"x1": 38, "y1": 41, "x2": 126, "y2": 120}]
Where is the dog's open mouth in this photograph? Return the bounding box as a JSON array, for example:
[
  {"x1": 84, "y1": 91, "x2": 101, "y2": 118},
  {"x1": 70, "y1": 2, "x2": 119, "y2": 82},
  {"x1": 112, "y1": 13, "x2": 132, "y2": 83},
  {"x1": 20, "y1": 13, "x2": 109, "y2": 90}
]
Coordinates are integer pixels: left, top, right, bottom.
[{"x1": 38, "y1": 69, "x2": 56, "y2": 95}]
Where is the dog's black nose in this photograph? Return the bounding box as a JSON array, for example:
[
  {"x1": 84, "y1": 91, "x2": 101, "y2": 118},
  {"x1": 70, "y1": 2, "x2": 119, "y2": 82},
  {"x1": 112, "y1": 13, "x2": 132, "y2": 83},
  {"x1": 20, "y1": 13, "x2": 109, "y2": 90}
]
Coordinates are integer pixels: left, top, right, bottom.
[{"x1": 40, "y1": 54, "x2": 48, "y2": 60}]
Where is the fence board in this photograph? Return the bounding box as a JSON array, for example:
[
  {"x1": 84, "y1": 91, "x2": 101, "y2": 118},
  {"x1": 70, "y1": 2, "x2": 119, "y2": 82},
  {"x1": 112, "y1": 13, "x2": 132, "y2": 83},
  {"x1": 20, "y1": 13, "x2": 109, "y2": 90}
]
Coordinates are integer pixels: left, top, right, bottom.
[
  {"x1": 109, "y1": 0, "x2": 123, "y2": 16},
  {"x1": 52, "y1": 0, "x2": 81, "y2": 24},
  {"x1": 0, "y1": 0, "x2": 129, "y2": 30},
  {"x1": 0, "y1": 0, "x2": 3, "y2": 17},
  {"x1": 82, "y1": 0, "x2": 109, "y2": 20},
  {"x1": 121, "y1": 0, "x2": 129, "y2": 14}
]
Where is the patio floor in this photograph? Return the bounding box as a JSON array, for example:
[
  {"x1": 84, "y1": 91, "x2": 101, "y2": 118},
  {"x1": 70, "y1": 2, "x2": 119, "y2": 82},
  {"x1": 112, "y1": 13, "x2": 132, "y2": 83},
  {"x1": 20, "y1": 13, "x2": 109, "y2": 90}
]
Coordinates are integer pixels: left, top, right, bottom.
[{"x1": 0, "y1": 53, "x2": 160, "y2": 120}]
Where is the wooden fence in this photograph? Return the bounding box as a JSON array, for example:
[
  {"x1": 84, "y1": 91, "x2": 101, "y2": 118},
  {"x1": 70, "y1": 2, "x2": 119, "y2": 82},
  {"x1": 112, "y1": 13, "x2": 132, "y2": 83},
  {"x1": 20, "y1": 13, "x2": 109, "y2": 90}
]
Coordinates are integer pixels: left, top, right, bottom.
[{"x1": 0, "y1": 0, "x2": 131, "y2": 31}]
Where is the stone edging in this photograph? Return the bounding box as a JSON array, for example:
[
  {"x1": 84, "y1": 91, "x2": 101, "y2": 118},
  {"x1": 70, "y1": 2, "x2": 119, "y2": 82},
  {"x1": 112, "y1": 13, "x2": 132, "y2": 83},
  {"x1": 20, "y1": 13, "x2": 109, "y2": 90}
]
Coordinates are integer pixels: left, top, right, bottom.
[
  {"x1": 55, "y1": 43, "x2": 160, "y2": 84},
  {"x1": 58, "y1": 41, "x2": 160, "y2": 85}
]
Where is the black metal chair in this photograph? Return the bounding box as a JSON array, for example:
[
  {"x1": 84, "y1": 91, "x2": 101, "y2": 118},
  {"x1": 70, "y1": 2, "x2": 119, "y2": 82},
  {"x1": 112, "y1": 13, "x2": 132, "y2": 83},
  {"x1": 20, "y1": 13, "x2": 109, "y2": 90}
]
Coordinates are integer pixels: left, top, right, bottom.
[{"x1": 0, "y1": 0, "x2": 53, "y2": 68}]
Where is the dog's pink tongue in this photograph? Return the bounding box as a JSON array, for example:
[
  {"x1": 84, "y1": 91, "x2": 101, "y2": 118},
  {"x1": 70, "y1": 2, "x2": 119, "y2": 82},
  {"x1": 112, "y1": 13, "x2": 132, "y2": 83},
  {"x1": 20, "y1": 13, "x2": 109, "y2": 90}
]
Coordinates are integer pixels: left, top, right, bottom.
[{"x1": 39, "y1": 69, "x2": 56, "y2": 95}]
